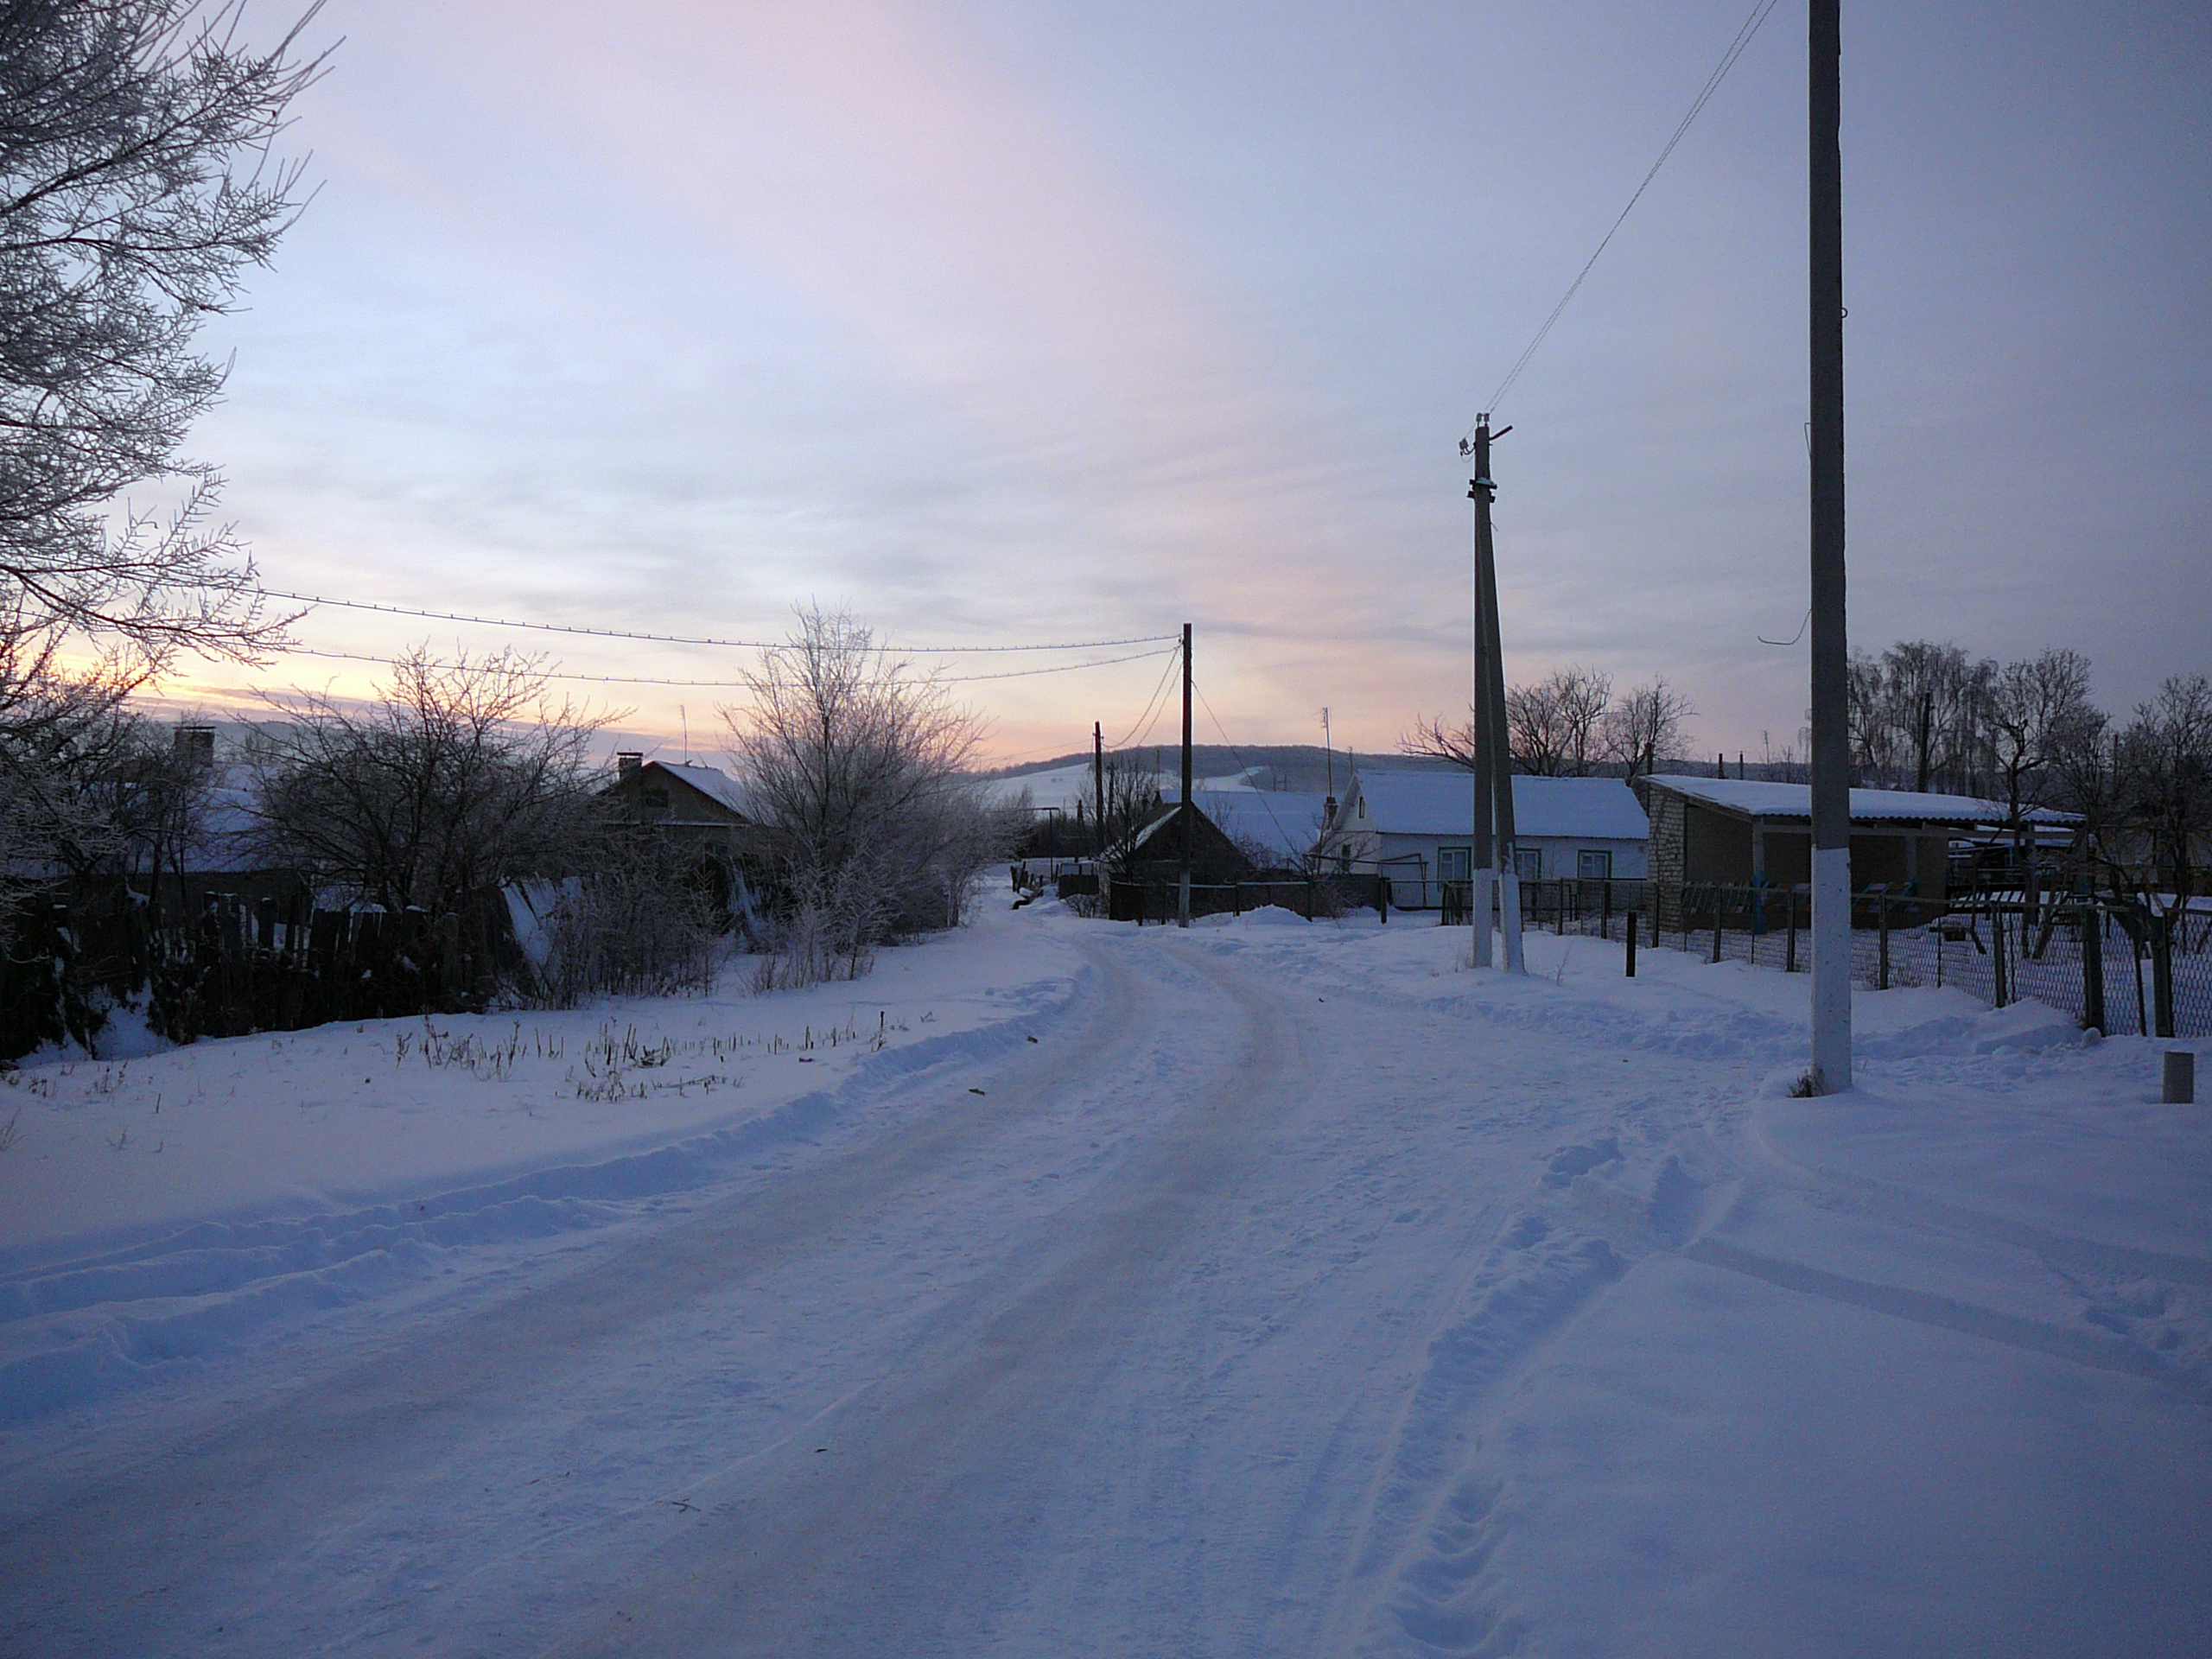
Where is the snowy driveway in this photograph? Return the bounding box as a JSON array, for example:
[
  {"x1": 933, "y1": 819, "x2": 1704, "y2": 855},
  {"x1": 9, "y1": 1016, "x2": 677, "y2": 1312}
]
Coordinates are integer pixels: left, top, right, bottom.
[{"x1": 4, "y1": 908, "x2": 2209, "y2": 1656}]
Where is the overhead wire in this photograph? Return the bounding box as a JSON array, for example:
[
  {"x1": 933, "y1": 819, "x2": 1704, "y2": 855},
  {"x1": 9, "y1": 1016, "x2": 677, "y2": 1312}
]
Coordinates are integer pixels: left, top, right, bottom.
[
  {"x1": 258, "y1": 588, "x2": 1175, "y2": 654},
  {"x1": 1191, "y1": 676, "x2": 1307, "y2": 863},
  {"x1": 1108, "y1": 646, "x2": 1185, "y2": 752},
  {"x1": 1463, "y1": 0, "x2": 1783, "y2": 435},
  {"x1": 255, "y1": 642, "x2": 1181, "y2": 690}
]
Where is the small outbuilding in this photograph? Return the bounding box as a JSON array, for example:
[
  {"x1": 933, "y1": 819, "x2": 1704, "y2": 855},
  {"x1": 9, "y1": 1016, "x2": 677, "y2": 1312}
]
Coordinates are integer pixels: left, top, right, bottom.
[{"x1": 1635, "y1": 774, "x2": 2080, "y2": 931}]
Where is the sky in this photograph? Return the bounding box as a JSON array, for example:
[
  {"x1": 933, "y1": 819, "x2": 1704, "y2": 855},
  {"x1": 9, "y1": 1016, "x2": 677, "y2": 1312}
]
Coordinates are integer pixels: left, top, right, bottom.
[{"x1": 149, "y1": 0, "x2": 2212, "y2": 768}]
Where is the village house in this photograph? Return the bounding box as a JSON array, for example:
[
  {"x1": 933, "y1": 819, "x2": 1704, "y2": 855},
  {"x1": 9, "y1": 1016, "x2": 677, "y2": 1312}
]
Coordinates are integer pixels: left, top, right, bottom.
[{"x1": 1314, "y1": 768, "x2": 1649, "y2": 907}]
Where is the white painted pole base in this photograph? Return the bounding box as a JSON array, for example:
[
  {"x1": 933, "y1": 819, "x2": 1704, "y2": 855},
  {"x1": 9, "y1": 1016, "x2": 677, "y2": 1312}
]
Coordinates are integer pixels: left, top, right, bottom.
[
  {"x1": 1500, "y1": 871, "x2": 1526, "y2": 974},
  {"x1": 1471, "y1": 870, "x2": 1494, "y2": 967},
  {"x1": 1810, "y1": 844, "x2": 1853, "y2": 1091}
]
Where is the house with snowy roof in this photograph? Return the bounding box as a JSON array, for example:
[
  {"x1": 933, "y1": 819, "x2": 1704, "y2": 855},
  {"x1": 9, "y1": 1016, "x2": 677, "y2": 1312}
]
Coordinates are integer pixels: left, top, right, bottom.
[{"x1": 1314, "y1": 768, "x2": 1649, "y2": 906}]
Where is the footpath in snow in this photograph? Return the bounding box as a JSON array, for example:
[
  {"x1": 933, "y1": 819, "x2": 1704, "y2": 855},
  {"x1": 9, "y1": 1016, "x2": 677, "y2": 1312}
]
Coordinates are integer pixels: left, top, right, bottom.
[{"x1": 2, "y1": 899, "x2": 2207, "y2": 1656}]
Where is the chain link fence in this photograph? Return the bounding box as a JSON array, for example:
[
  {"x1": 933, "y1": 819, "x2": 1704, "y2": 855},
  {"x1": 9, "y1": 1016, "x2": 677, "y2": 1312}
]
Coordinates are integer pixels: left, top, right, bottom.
[{"x1": 1421, "y1": 877, "x2": 2211, "y2": 1039}]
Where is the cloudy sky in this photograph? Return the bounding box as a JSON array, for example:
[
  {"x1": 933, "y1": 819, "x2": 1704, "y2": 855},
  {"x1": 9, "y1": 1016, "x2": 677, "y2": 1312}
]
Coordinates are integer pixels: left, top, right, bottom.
[{"x1": 166, "y1": 0, "x2": 2209, "y2": 767}]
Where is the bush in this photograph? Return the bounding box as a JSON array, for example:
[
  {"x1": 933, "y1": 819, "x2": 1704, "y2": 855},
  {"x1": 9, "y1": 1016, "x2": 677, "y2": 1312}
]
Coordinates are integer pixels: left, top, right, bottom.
[{"x1": 533, "y1": 831, "x2": 726, "y2": 1007}]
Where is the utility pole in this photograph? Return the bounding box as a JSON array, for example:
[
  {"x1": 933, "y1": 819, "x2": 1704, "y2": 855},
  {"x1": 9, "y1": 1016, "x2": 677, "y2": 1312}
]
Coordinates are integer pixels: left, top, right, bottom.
[
  {"x1": 1179, "y1": 622, "x2": 1194, "y2": 927},
  {"x1": 1093, "y1": 720, "x2": 1106, "y2": 858},
  {"x1": 1471, "y1": 416, "x2": 1524, "y2": 971},
  {"x1": 1808, "y1": 0, "x2": 1853, "y2": 1090},
  {"x1": 1467, "y1": 461, "x2": 1495, "y2": 967}
]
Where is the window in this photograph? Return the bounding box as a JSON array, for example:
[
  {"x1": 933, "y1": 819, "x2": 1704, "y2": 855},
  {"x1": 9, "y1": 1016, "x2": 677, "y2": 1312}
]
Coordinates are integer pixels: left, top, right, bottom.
[
  {"x1": 1577, "y1": 849, "x2": 1613, "y2": 881},
  {"x1": 1514, "y1": 848, "x2": 1542, "y2": 884},
  {"x1": 1438, "y1": 846, "x2": 1471, "y2": 883}
]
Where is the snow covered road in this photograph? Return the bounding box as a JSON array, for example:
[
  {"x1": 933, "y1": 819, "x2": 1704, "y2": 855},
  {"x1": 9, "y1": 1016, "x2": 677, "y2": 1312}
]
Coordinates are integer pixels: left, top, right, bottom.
[{"x1": 4, "y1": 907, "x2": 2209, "y2": 1656}]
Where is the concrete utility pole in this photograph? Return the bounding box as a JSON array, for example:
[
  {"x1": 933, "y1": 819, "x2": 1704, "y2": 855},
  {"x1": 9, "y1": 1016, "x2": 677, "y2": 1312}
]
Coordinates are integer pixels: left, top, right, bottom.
[
  {"x1": 1471, "y1": 416, "x2": 1525, "y2": 971},
  {"x1": 1179, "y1": 621, "x2": 1193, "y2": 927},
  {"x1": 1467, "y1": 456, "x2": 1495, "y2": 968},
  {"x1": 1093, "y1": 720, "x2": 1106, "y2": 859},
  {"x1": 1808, "y1": 0, "x2": 1853, "y2": 1090}
]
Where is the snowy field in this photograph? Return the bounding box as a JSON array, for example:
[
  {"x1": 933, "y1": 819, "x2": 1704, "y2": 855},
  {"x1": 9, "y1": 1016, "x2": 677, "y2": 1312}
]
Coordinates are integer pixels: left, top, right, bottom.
[{"x1": 3, "y1": 900, "x2": 2209, "y2": 1656}]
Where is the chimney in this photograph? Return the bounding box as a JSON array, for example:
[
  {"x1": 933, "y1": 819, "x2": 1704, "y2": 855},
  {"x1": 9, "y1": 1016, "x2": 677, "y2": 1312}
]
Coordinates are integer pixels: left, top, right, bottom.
[
  {"x1": 615, "y1": 751, "x2": 643, "y2": 774},
  {"x1": 174, "y1": 725, "x2": 215, "y2": 770}
]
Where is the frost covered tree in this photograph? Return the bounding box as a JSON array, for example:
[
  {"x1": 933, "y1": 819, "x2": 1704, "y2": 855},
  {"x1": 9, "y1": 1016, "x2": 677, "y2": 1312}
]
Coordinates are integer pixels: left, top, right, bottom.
[
  {"x1": 1, "y1": 1, "x2": 326, "y2": 666},
  {"x1": 724, "y1": 606, "x2": 1010, "y2": 984}
]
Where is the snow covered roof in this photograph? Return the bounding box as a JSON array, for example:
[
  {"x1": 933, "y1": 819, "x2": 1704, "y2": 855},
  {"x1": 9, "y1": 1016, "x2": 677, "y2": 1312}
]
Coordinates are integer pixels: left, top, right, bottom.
[
  {"x1": 643, "y1": 761, "x2": 753, "y2": 818},
  {"x1": 1351, "y1": 771, "x2": 1649, "y2": 841},
  {"x1": 1643, "y1": 774, "x2": 2081, "y2": 825},
  {"x1": 1192, "y1": 791, "x2": 1332, "y2": 861}
]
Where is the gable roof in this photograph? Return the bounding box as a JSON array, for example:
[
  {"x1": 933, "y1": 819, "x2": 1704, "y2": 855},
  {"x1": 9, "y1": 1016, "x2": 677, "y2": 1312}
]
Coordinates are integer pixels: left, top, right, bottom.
[
  {"x1": 1643, "y1": 774, "x2": 2081, "y2": 826},
  {"x1": 1351, "y1": 770, "x2": 1649, "y2": 841},
  {"x1": 1192, "y1": 790, "x2": 1332, "y2": 861},
  {"x1": 652, "y1": 761, "x2": 751, "y2": 817}
]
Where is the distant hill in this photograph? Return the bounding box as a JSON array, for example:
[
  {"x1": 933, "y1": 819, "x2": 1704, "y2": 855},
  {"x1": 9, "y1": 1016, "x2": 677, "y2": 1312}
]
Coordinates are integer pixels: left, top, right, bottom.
[{"x1": 977, "y1": 743, "x2": 1459, "y2": 798}]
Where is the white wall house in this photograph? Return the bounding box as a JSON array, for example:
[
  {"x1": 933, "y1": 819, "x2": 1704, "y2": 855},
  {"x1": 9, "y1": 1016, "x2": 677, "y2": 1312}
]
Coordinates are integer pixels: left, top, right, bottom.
[{"x1": 1315, "y1": 769, "x2": 1649, "y2": 904}]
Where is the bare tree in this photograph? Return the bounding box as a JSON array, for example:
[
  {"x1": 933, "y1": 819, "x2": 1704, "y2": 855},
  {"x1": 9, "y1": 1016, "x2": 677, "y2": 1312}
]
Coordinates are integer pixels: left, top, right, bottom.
[
  {"x1": 723, "y1": 606, "x2": 1008, "y2": 985},
  {"x1": 1499, "y1": 670, "x2": 1605, "y2": 775},
  {"x1": 1600, "y1": 679, "x2": 1695, "y2": 780},
  {"x1": 1071, "y1": 748, "x2": 1164, "y2": 868},
  {"x1": 2117, "y1": 674, "x2": 2212, "y2": 909},
  {"x1": 1405, "y1": 667, "x2": 1612, "y2": 779},
  {"x1": 1845, "y1": 640, "x2": 1998, "y2": 791},
  {"x1": 1, "y1": 1, "x2": 328, "y2": 665},
  {"x1": 1503, "y1": 677, "x2": 1565, "y2": 774},
  {"x1": 244, "y1": 648, "x2": 605, "y2": 917},
  {"x1": 1400, "y1": 709, "x2": 1481, "y2": 772}
]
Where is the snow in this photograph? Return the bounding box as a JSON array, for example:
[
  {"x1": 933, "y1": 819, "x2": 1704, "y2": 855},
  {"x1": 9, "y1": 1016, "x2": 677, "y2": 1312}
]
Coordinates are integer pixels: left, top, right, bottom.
[
  {"x1": 1352, "y1": 768, "x2": 1651, "y2": 838},
  {"x1": 980, "y1": 760, "x2": 1268, "y2": 813},
  {"x1": 2, "y1": 899, "x2": 2207, "y2": 1655},
  {"x1": 1649, "y1": 772, "x2": 2082, "y2": 824}
]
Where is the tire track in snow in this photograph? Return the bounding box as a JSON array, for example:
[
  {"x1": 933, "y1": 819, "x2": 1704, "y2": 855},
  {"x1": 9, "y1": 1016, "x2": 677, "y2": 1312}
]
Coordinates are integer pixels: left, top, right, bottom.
[
  {"x1": 0, "y1": 944, "x2": 1156, "y2": 1658},
  {"x1": 534, "y1": 937, "x2": 1297, "y2": 1658}
]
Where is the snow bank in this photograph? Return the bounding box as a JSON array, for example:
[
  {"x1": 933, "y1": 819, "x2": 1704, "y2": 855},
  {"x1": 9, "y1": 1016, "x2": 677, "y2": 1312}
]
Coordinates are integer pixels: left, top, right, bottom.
[{"x1": 0, "y1": 910, "x2": 1084, "y2": 1421}]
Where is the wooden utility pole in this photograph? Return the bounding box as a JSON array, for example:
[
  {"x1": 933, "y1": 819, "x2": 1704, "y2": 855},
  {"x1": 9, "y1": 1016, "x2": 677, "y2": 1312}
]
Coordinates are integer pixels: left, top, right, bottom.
[
  {"x1": 1179, "y1": 622, "x2": 1193, "y2": 927},
  {"x1": 1808, "y1": 0, "x2": 1853, "y2": 1090},
  {"x1": 1093, "y1": 721, "x2": 1106, "y2": 858},
  {"x1": 1471, "y1": 416, "x2": 1524, "y2": 971}
]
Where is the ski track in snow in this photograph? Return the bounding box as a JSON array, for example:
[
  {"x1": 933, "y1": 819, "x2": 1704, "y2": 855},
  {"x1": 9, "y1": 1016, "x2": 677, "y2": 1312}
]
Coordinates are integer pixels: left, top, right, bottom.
[{"x1": 3, "y1": 908, "x2": 2209, "y2": 1656}]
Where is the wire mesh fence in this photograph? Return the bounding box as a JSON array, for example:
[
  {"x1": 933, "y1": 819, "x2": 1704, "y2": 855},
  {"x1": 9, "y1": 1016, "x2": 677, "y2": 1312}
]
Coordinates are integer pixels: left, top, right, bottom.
[{"x1": 1420, "y1": 877, "x2": 2211, "y2": 1039}]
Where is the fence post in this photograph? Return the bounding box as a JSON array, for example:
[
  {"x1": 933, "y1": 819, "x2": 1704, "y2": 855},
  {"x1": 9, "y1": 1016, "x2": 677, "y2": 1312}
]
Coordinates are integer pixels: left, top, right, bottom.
[
  {"x1": 1711, "y1": 887, "x2": 1724, "y2": 964},
  {"x1": 1377, "y1": 874, "x2": 1388, "y2": 924},
  {"x1": 1878, "y1": 895, "x2": 1890, "y2": 991},
  {"x1": 1993, "y1": 905, "x2": 2009, "y2": 1008},
  {"x1": 2080, "y1": 904, "x2": 2107, "y2": 1034},
  {"x1": 1602, "y1": 880, "x2": 1612, "y2": 942},
  {"x1": 2152, "y1": 912, "x2": 2176, "y2": 1039},
  {"x1": 1625, "y1": 910, "x2": 1637, "y2": 977},
  {"x1": 1786, "y1": 890, "x2": 1798, "y2": 973}
]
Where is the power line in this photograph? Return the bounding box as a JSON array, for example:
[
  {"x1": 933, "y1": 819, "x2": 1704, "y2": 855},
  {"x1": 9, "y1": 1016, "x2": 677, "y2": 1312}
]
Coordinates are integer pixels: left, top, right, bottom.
[
  {"x1": 259, "y1": 588, "x2": 1175, "y2": 654},
  {"x1": 1191, "y1": 676, "x2": 1306, "y2": 863},
  {"x1": 254, "y1": 643, "x2": 1180, "y2": 690},
  {"x1": 1108, "y1": 646, "x2": 1185, "y2": 751},
  {"x1": 1463, "y1": 0, "x2": 1782, "y2": 435}
]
